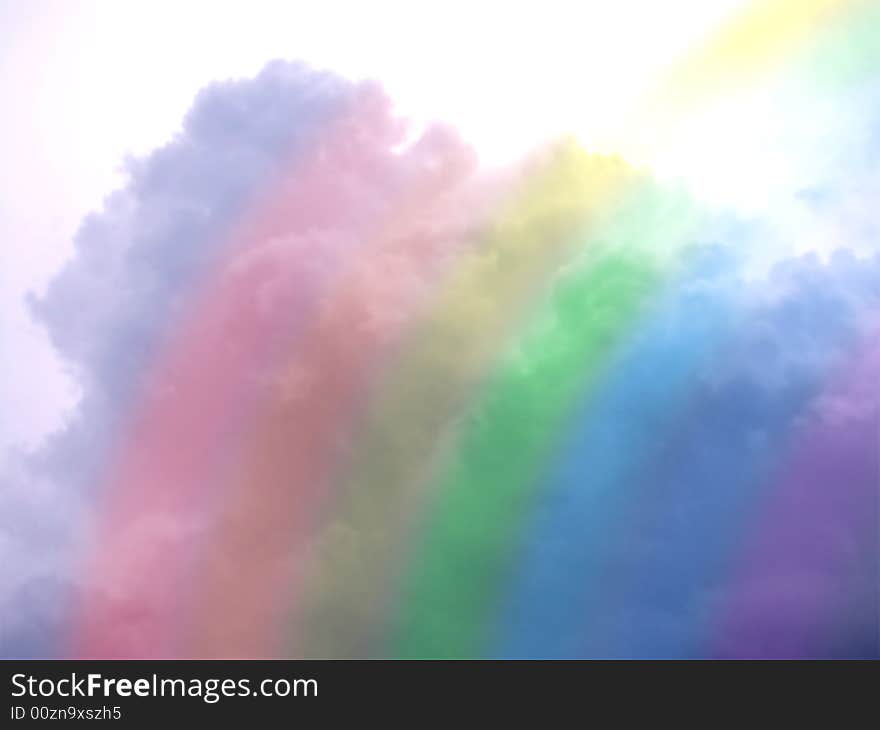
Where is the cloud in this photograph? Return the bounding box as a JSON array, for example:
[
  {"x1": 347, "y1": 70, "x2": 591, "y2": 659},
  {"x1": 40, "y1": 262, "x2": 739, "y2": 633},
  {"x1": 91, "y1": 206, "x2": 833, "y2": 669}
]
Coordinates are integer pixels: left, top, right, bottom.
[
  {"x1": 3, "y1": 52, "x2": 879, "y2": 661},
  {"x1": 1, "y1": 60, "x2": 477, "y2": 657},
  {"x1": 497, "y1": 246, "x2": 880, "y2": 659}
]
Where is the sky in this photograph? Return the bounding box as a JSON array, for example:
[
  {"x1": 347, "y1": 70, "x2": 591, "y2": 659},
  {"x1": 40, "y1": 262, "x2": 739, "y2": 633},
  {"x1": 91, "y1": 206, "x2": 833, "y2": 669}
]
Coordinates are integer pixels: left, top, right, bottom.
[
  {"x1": 0, "y1": 0, "x2": 754, "y2": 455},
  {"x1": 1, "y1": 0, "x2": 877, "y2": 660}
]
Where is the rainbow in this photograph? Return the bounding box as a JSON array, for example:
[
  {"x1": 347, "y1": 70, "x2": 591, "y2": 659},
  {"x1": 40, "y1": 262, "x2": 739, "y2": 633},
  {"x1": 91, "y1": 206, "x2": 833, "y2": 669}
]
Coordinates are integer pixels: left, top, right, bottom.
[{"x1": 67, "y1": 0, "x2": 878, "y2": 659}]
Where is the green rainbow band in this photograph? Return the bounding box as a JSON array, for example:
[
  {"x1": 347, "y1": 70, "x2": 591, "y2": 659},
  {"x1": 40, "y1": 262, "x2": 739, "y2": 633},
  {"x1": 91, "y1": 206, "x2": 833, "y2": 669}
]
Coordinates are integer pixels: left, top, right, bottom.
[
  {"x1": 294, "y1": 144, "x2": 640, "y2": 656},
  {"x1": 389, "y1": 183, "x2": 704, "y2": 658}
]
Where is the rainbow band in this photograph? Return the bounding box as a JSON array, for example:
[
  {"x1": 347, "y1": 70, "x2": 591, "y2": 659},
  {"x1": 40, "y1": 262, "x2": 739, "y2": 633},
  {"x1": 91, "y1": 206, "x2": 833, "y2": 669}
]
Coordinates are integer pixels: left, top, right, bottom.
[
  {"x1": 66, "y1": 0, "x2": 880, "y2": 659},
  {"x1": 72, "y1": 87, "x2": 446, "y2": 657},
  {"x1": 297, "y1": 145, "x2": 637, "y2": 657},
  {"x1": 183, "y1": 129, "x2": 478, "y2": 657},
  {"x1": 652, "y1": 0, "x2": 879, "y2": 106},
  {"x1": 570, "y1": 284, "x2": 876, "y2": 658},
  {"x1": 390, "y1": 185, "x2": 706, "y2": 658},
  {"x1": 714, "y1": 333, "x2": 880, "y2": 658},
  {"x1": 490, "y1": 248, "x2": 741, "y2": 658}
]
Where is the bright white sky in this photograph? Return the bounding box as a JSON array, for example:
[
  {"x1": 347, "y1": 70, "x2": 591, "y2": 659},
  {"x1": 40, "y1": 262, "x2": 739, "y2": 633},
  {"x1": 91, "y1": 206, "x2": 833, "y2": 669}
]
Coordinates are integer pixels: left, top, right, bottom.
[{"x1": 2, "y1": 0, "x2": 756, "y2": 453}]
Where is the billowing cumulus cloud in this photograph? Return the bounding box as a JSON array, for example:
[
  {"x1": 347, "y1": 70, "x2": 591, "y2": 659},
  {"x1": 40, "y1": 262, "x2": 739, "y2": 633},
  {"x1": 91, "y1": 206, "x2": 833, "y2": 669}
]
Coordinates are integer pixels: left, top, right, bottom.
[
  {"x1": 2, "y1": 47, "x2": 878, "y2": 661},
  {"x1": 490, "y1": 247, "x2": 880, "y2": 659},
  {"x1": 1, "y1": 60, "x2": 479, "y2": 656}
]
